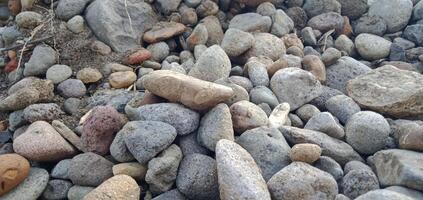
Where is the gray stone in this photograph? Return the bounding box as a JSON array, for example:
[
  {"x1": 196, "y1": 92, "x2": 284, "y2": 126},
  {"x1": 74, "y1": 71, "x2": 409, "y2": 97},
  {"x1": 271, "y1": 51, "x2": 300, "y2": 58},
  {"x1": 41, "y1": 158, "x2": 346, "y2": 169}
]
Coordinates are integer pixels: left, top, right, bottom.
[
  {"x1": 64, "y1": 98, "x2": 81, "y2": 115},
  {"x1": 355, "y1": 189, "x2": 415, "y2": 200},
  {"x1": 8, "y1": 110, "x2": 27, "y2": 131},
  {"x1": 238, "y1": 32, "x2": 286, "y2": 63},
  {"x1": 341, "y1": 170, "x2": 380, "y2": 199},
  {"x1": 147, "y1": 42, "x2": 169, "y2": 62},
  {"x1": 347, "y1": 65, "x2": 423, "y2": 119},
  {"x1": 344, "y1": 161, "x2": 372, "y2": 174},
  {"x1": 337, "y1": 0, "x2": 368, "y2": 19},
  {"x1": 289, "y1": 113, "x2": 304, "y2": 128},
  {"x1": 188, "y1": 45, "x2": 231, "y2": 82},
  {"x1": 228, "y1": 76, "x2": 254, "y2": 92},
  {"x1": 215, "y1": 139, "x2": 271, "y2": 200},
  {"x1": 146, "y1": 144, "x2": 183, "y2": 194},
  {"x1": 42, "y1": 179, "x2": 73, "y2": 200},
  {"x1": 200, "y1": 16, "x2": 224, "y2": 46},
  {"x1": 23, "y1": 44, "x2": 57, "y2": 76},
  {"x1": 385, "y1": 186, "x2": 423, "y2": 200},
  {"x1": 295, "y1": 104, "x2": 321, "y2": 123},
  {"x1": 228, "y1": 13, "x2": 271, "y2": 32},
  {"x1": 0, "y1": 168, "x2": 49, "y2": 200},
  {"x1": 177, "y1": 132, "x2": 210, "y2": 156},
  {"x1": 221, "y1": 28, "x2": 254, "y2": 57},
  {"x1": 46, "y1": 64, "x2": 72, "y2": 84},
  {"x1": 279, "y1": 126, "x2": 363, "y2": 165},
  {"x1": 85, "y1": 0, "x2": 158, "y2": 52},
  {"x1": 286, "y1": 6, "x2": 308, "y2": 29},
  {"x1": 134, "y1": 103, "x2": 200, "y2": 135},
  {"x1": 267, "y1": 162, "x2": 338, "y2": 200},
  {"x1": 307, "y1": 12, "x2": 344, "y2": 33},
  {"x1": 305, "y1": 112, "x2": 345, "y2": 139},
  {"x1": 57, "y1": 79, "x2": 86, "y2": 98},
  {"x1": 152, "y1": 189, "x2": 187, "y2": 200},
  {"x1": 55, "y1": 0, "x2": 91, "y2": 20},
  {"x1": 326, "y1": 56, "x2": 371, "y2": 93},
  {"x1": 67, "y1": 186, "x2": 94, "y2": 200},
  {"x1": 325, "y1": 95, "x2": 361, "y2": 124},
  {"x1": 215, "y1": 78, "x2": 250, "y2": 106},
  {"x1": 230, "y1": 100, "x2": 269, "y2": 134},
  {"x1": 15, "y1": 11, "x2": 43, "y2": 29},
  {"x1": 66, "y1": 15, "x2": 85, "y2": 33},
  {"x1": 156, "y1": 0, "x2": 181, "y2": 15},
  {"x1": 353, "y1": 15, "x2": 387, "y2": 36},
  {"x1": 249, "y1": 86, "x2": 279, "y2": 109},
  {"x1": 236, "y1": 126, "x2": 291, "y2": 181},
  {"x1": 51, "y1": 159, "x2": 72, "y2": 179},
  {"x1": 197, "y1": 103, "x2": 234, "y2": 152},
  {"x1": 314, "y1": 156, "x2": 343, "y2": 181},
  {"x1": 176, "y1": 154, "x2": 219, "y2": 200},
  {"x1": 256, "y1": 2, "x2": 276, "y2": 16},
  {"x1": 270, "y1": 67, "x2": 322, "y2": 111},
  {"x1": 123, "y1": 121, "x2": 177, "y2": 164},
  {"x1": 334, "y1": 35, "x2": 356, "y2": 57},
  {"x1": 109, "y1": 128, "x2": 134, "y2": 162},
  {"x1": 68, "y1": 152, "x2": 113, "y2": 187},
  {"x1": 368, "y1": 149, "x2": 423, "y2": 191},
  {"x1": 321, "y1": 47, "x2": 342, "y2": 66},
  {"x1": 87, "y1": 89, "x2": 138, "y2": 113},
  {"x1": 23, "y1": 103, "x2": 63, "y2": 123},
  {"x1": 271, "y1": 9, "x2": 294, "y2": 37},
  {"x1": 302, "y1": 0, "x2": 341, "y2": 18},
  {"x1": 309, "y1": 86, "x2": 343, "y2": 110},
  {"x1": 186, "y1": 24, "x2": 208, "y2": 50},
  {"x1": 246, "y1": 60, "x2": 269, "y2": 87},
  {"x1": 368, "y1": 0, "x2": 413, "y2": 33},
  {"x1": 403, "y1": 24, "x2": 423, "y2": 47},
  {"x1": 355, "y1": 33, "x2": 392, "y2": 60},
  {"x1": 301, "y1": 27, "x2": 317, "y2": 46}
]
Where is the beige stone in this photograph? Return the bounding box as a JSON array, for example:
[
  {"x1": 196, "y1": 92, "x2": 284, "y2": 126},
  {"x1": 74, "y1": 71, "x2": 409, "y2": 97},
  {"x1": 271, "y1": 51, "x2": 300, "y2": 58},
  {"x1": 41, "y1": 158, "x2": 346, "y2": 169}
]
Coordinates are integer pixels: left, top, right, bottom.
[
  {"x1": 289, "y1": 143, "x2": 322, "y2": 164},
  {"x1": 83, "y1": 175, "x2": 140, "y2": 200},
  {"x1": 109, "y1": 71, "x2": 137, "y2": 89}
]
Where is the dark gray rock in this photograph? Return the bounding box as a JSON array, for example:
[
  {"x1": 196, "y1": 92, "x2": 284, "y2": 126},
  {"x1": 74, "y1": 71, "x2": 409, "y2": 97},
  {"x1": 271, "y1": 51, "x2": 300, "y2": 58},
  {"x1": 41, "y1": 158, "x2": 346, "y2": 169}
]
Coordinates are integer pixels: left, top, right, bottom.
[
  {"x1": 51, "y1": 159, "x2": 72, "y2": 179},
  {"x1": 337, "y1": 0, "x2": 367, "y2": 19},
  {"x1": 55, "y1": 0, "x2": 91, "y2": 20},
  {"x1": 23, "y1": 44, "x2": 57, "y2": 77},
  {"x1": 221, "y1": 28, "x2": 254, "y2": 57},
  {"x1": 228, "y1": 13, "x2": 272, "y2": 32},
  {"x1": 177, "y1": 132, "x2": 210, "y2": 156},
  {"x1": 325, "y1": 95, "x2": 361, "y2": 125},
  {"x1": 68, "y1": 153, "x2": 113, "y2": 187},
  {"x1": 314, "y1": 156, "x2": 343, "y2": 181},
  {"x1": 341, "y1": 170, "x2": 380, "y2": 199},
  {"x1": 307, "y1": 12, "x2": 344, "y2": 33},
  {"x1": 302, "y1": 0, "x2": 341, "y2": 18},
  {"x1": 310, "y1": 86, "x2": 343, "y2": 111},
  {"x1": 67, "y1": 185, "x2": 94, "y2": 200},
  {"x1": 368, "y1": 0, "x2": 413, "y2": 33},
  {"x1": 295, "y1": 104, "x2": 321, "y2": 123},
  {"x1": 152, "y1": 189, "x2": 187, "y2": 200},
  {"x1": 42, "y1": 179, "x2": 73, "y2": 200},
  {"x1": 249, "y1": 86, "x2": 279, "y2": 109},
  {"x1": 271, "y1": 9, "x2": 294, "y2": 37},
  {"x1": 57, "y1": 79, "x2": 86, "y2": 98},
  {"x1": 110, "y1": 129, "x2": 135, "y2": 163},
  {"x1": 353, "y1": 15, "x2": 387, "y2": 36},
  {"x1": 305, "y1": 112, "x2": 345, "y2": 139},
  {"x1": 403, "y1": 24, "x2": 423, "y2": 46}
]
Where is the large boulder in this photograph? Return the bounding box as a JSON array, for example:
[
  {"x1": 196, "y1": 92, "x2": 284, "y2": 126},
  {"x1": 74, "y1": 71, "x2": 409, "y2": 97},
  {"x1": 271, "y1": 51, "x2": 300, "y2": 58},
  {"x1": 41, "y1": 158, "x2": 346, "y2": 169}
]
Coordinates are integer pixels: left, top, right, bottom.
[
  {"x1": 85, "y1": 0, "x2": 158, "y2": 52},
  {"x1": 347, "y1": 65, "x2": 423, "y2": 119}
]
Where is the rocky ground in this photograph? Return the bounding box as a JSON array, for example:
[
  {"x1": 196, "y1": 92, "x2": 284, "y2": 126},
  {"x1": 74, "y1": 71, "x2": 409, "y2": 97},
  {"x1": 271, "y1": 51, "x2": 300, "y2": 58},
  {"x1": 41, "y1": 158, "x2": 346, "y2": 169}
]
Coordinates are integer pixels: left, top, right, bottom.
[{"x1": 0, "y1": 0, "x2": 423, "y2": 199}]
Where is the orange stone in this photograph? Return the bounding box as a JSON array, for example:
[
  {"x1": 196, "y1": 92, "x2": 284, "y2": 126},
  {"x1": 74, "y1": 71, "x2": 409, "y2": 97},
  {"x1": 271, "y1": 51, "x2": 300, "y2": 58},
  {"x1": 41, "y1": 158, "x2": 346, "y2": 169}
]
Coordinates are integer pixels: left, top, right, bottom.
[{"x1": 0, "y1": 154, "x2": 30, "y2": 196}]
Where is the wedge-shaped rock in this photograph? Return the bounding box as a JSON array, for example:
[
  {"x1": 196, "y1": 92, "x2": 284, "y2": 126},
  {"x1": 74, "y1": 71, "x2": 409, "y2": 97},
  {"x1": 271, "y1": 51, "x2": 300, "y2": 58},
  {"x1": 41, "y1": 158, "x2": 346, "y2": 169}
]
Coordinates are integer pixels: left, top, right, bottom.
[{"x1": 143, "y1": 70, "x2": 233, "y2": 110}]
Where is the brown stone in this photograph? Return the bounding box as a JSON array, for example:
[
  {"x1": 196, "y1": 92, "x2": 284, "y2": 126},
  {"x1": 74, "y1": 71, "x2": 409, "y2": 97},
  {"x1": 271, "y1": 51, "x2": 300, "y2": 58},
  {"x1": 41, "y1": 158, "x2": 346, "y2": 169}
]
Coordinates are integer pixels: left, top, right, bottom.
[
  {"x1": 82, "y1": 175, "x2": 140, "y2": 200},
  {"x1": 302, "y1": 55, "x2": 326, "y2": 83},
  {"x1": 282, "y1": 33, "x2": 304, "y2": 50},
  {"x1": 0, "y1": 154, "x2": 30, "y2": 196},
  {"x1": 142, "y1": 70, "x2": 233, "y2": 110},
  {"x1": 0, "y1": 120, "x2": 7, "y2": 132},
  {"x1": 340, "y1": 16, "x2": 353, "y2": 37},
  {"x1": 140, "y1": 91, "x2": 166, "y2": 106},
  {"x1": 143, "y1": 22, "x2": 186, "y2": 43},
  {"x1": 8, "y1": 0, "x2": 21, "y2": 16},
  {"x1": 289, "y1": 143, "x2": 322, "y2": 164},
  {"x1": 109, "y1": 71, "x2": 137, "y2": 89},
  {"x1": 267, "y1": 58, "x2": 288, "y2": 77},
  {"x1": 123, "y1": 48, "x2": 151, "y2": 65},
  {"x1": 77, "y1": 68, "x2": 103, "y2": 84}
]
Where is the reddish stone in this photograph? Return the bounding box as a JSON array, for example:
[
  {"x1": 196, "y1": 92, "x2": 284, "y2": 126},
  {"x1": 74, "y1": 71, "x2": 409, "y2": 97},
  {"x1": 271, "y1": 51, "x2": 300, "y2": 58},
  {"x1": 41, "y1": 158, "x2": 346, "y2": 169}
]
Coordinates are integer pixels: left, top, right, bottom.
[
  {"x1": 8, "y1": 0, "x2": 21, "y2": 16},
  {"x1": 81, "y1": 106, "x2": 125, "y2": 155},
  {"x1": 123, "y1": 49, "x2": 151, "y2": 65},
  {"x1": 0, "y1": 154, "x2": 30, "y2": 196},
  {"x1": 340, "y1": 16, "x2": 353, "y2": 37},
  {"x1": 4, "y1": 58, "x2": 18, "y2": 73}
]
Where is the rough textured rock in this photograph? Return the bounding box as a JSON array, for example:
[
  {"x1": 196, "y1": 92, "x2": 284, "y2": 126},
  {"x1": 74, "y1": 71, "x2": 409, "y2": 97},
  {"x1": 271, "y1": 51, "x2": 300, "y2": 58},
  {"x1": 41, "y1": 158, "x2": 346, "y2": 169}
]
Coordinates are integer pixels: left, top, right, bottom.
[
  {"x1": 289, "y1": 143, "x2": 322, "y2": 164},
  {"x1": 67, "y1": 186, "x2": 94, "y2": 200},
  {"x1": 307, "y1": 12, "x2": 344, "y2": 33},
  {"x1": 347, "y1": 65, "x2": 423, "y2": 119},
  {"x1": 112, "y1": 162, "x2": 147, "y2": 181},
  {"x1": 239, "y1": 33, "x2": 286, "y2": 63},
  {"x1": 23, "y1": 103, "x2": 63, "y2": 123},
  {"x1": 0, "y1": 168, "x2": 49, "y2": 200},
  {"x1": 368, "y1": 149, "x2": 423, "y2": 191},
  {"x1": 143, "y1": 70, "x2": 233, "y2": 111},
  {"x1": 23, "y1": 44, "x2": 57, "y2": 77},
  {"x1": 42, "y1": 179, "x2": 73, "y2": 200},
  {"x1": 385, "y1": 186, "x2": 423, "y2": 200},
  {"x1": 368, "y1": 0, "x2": 413, "y2": 33},
  {"x1": 51, "y1": 159, "x2": 71, "y2": 180},
  {"x1": 314, "y1": 156, "x2": 343, "y2": 181},
  {"x1": 0, "y1": 154, "x2": 30, "y2": 196},
  {"x1": 215, "y1": 139, "x2": 271, "y2": 200},
  {"x1": 338, "y1": 0, "x2": 368, "y2": 19},
  {"x1": 341, "y1": 169, "x2": 380, "y2": 199},
  {"x1": 270, "y1": 67, "x2": 322, "y2": 111},
  {"x1": 46, "y1": 65, "x2": 73, "y2": 84},
  {"x1": 325, "y1": 95, "x2": 361, "y2": 124},
  {"x1": 143, "y1": 22, "x2": 186, "y2": 43},
  {"x1": 188, "y1": 45, "x2": 231, "y2": 82},
  {"x1": 302, "y1": 0, "x2": 341, "y2": 18},
  {"x1": 68, "y1": 152, "x2": 113, "y2": 187},
  {"x1": 85, "y1": 0, "x2": 158, "y2": 52},
  {"x1": 355, "y1": 33, "x2": 392, "y2": 60},
  {"x1": 221, "y1": 28, "x2": 254, "y2": 57},
  {"x1": 55, "y1": 0, "x2": 91, "y2": 20},
  {"x1": 83, "y1": 175, "x2": 140, "y2": 200},
  {"x1": 267, "y1": 162, "x2": 338, "y2": 200},
  {"x1": 230, "y1": 100, "x2": 269, "y2": 134}
]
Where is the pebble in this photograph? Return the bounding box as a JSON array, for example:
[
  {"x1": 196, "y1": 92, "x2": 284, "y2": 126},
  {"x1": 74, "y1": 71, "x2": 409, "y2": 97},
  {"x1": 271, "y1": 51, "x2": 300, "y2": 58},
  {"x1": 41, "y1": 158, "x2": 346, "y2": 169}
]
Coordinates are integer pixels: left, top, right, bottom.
[
  {"x1": 112, "y1": 162, "x2": 147, "y2": 181},
  {"x1": 23, "y1": 103, "x2": 63, "y2": 122},
  {"x1": 147, "y1": 42, "x2": 170, "y2": 62},
  {"x1": 289, "y1": 143, "x2": 322, "y2": 163},
  {"x1": 152, "y1": 189, "x2": 188, "y2": 200},
  {"x1": 55, "y1": 0, "x2": 91, "y2": 20},
  {"x1": 57, "y1": 79, "x2": 87, "y2": 98},
  {"x1": 188, "y1": 45, "x2": 231, "y2": 82},
  {"x1": 271, "y1": 9, "x2": 294, "y2": 37},
  {"x1": 67, "y1": 15, "x2": 85, "y2": 33},
  {"x1": 321, "y1": 47, "x2": 342, "y2": 66},
  {"x1": 123, "y1": 48, "x2": 151, "y2": 65},
  {"x1": 341, "y1": 169, "x2": 380, "y2": 199},
  {"x1": 246, "y1": 60, "x2": 269, "y2": 87},
  {"x1": 13, "y1": 121, "x2": 75, "y2": 162},
  {"x1": 307, "y1": 12, "x2": 344, "y2": 33},
  {"x1": 215, "y1": 78, "x2": 250, "y2": 105},
  {"x1": 67, "y1": 186, "x2": 94, "y2": 200},
  {"x1": 51, "y1": 159, "x2": 71, "y2": 179},
  {"x1": 249, "y1": 86, "x2": 279, "y2": 109},
  {"x1": 368, "y1": 0, "x2": 413, "y2": 33},
  {"x1": 353, "y1": 15, "x2": 387, "y2": 36},
  {"x1": 314, "y1": 156, "x2": 344, "y2": 181},
  {"x1": 52, "y1": 120, "x2": 83, "y2": 151},
  {"x1": 305, "y1": 112, "x2": 345, "y2": 139},
  {"x1": 302, "y1": 0, "x2": 341, "y2": 18},
  {"x1": 42, "y1": 179, "x2": 73, "y2": 200},
  {"x1": 221, "y1": 28, "x2": 254, "y2": 57},
  {"x1": 295, "y1": 104, "x2": 320, "y2": 122},
  {"x1": 0, "y1": 167, "x2": 49, "y2": 200},
  {"x1": 228, "y1": 12, "x2": 271, "y2": 32},
  {"x1": 91, "y1": 40, "x2": 112, "y2": 55},
  {"x1": 216, "y1": 139, "x2": 271, "y2": 200},
  {"x1": 355, "y1": 33, "x2": 392, "y2": 60},
  {"x1": 83, "y1": 175, "x2": 140, "y2": 200},
  {"x1": 403, "y1": 24, "x2": 423, "y2": 47},
  {"x1": 355, "y1": 189, "x2": 415, "y2": 200},
  {"x1": 239, "y1": 32, "x2": 286, "y2": 63},
  {"x1": 68, "y1": 152, "x2": 113, "y2": 187},
  {"x1": 15, "y1": 11, "x2": 43, "y2": 29},
  {"x1": 325, "y1": 95, "x2": 361, "y2": 124},
  {"x1": 338, "y1": 0, "x2": 368, "y2": 19},
  {"x1": 46, "y1": 65, "x2": 73, "y2": 84},
  {"x1": 335, "y1": 35, "x2": 356, "y2": 56},
  {"x1": 77, "y1": 68, "x2": 103, "y2": 84},
  {"x1": 143, "y1": 22, "x2": 186, "y2": 43},
  {"x1": 23, "y1": 44, "x2": 57, "y2": 77},
  {"x1": 230, "y1": 100, "x2": 269, "y2": 134},
  {"x1": 0, "y1": 154, "x2": 30, "y2": 196},
  {"x1": 109, "y1": 71, "x2": 137, "y2": 89}
]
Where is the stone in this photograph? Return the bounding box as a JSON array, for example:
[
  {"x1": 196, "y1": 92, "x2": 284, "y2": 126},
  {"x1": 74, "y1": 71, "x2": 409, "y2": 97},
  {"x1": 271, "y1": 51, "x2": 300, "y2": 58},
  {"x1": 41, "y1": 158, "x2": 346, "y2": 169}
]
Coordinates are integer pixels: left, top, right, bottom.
[
  {"x1": 228, "y1": 13, "x2": 271, "y2": 32},
  {"x1": 321, "y1": 48, "x2": 342, "y2": 66},
  {"x1": 279, "y1": 126, "x2": 363, "y2": 165},
  {"x1": 271, "y1": 9, "x2": 294, "y2": 37},
  {"x1": 305, "y1": 112, "x2": 345, "y2": 139},
  {"x1": 77, "y1": 68, "x2": 103, "y2": 84},
  {"x1": 302, "y1": 0, "x2": 341, "y2": 18},
  {"x1": 307, "y1": 12, "x2": 344, "y2": 33},
  {"x1": 142, "y1": 70, "x2": 233, "y2": 111},
  {"x1": 347, "y1": 65, "x2": 423, "y2": 119},
  {"x1": 23, "y1": 44, "x2": 57, "y2": 77},
  {"x1": 344, "y1": 161, "x2": 372, "y2": 175},
  {"x1": 123, "y1": 121, "x2": 177, "y2": 164},
  {"x1": 147, "y1": 42, "x2": 170, "y2": 62},
  {"x1": 302, "y1": 55, "x2": 326, "y2": 82},
  {"x1": 355, "y1": 189, "x2": 415, "y2": 200},
  {"x1": 215, "y1": 78, "x2": 250, "y2": 106},
  {"x1": 91, "y1": 40, "x2": 112, "y2": 55},
  {"x1": 270, "y1": 67, "x2": 322, "y2": 111},
  {"x1": 13, "y1": 121, "x2": 75, "y2": 161},
  {"x1": 268, "y1": 103, "x2": 291, "y2": 128},
  {"x1": 176, "y1": 154, "x2": 219, "y2": 200},
  {"x1": 23, "y1": 103, "x2": 63, "y2": 123},
  {"x1": 57, "y1": 79, "x2": 87, "y2": 98},
  {"x1": 156, "y1": 0, "x2": 181, "y2": 15},
  {"x1": 188, "y1": 45, "x2": 231, "y2": 82},
  {"x1": 86, "y1": 89, "x2": 138, "y2": 112},
  {"x1": 334, "y1": 35, "x2": 356, "y2": 57},
  {"x1": 195, "y1": 0, "x2": 219, "y2": 18},
  {"x1": 368, "y1": 149, "x2": 423, "y2": 191},
  {"x1": 385, "y1": 186, "x2": 423, "y2": 200},
  {"x1": 235, "y1": 0, "x2": 278, "y2": 7},
  {"x1": 186, "y1": 24, "x2": 208, "y2": 50},
  {"x1": 267, "y1": 162, "x2": 338, "y2": 200},
  {"x1": 46, "y1": 65, "x2": 72, "y2": 84},
  {"x1": 15, "y1": 11, "x2": 42, "y2": 29},
  {"x1": 345, "y1": 111, "x2": 390, "y2": 155},
  {"x1": 368, "y1": 0, "x2": 413, "y2": 33},
  {"x1": 67, "y1": 186, "x2": 94, "y2": 200},
  {"x1": 68, "y1": 152, "x2": 113, "y2": 187},
  {"x1": 289, "y1": 143, "x2": 321, "y2": 164},
  {"x1": 177, "y1": 132, "x2": 210, "y2": 156},
  {"x1": 314, "y1": 156, "x2": 343, "y2": 181},
  {"x1": 325, "y1": 95, "x2": 361, "y2": 124},
  {"x1": 83, "y1": 175, "x2": 140, "y2": 200},
  {"x1": 353, "y1": 15, "x2": 387, "y2": 36},
  {"x1": 67, "y1": 15, "x2": 85, "y2": 33},
  {"x1": 197, "y1": 103, "x2": 234, "y2": 151},
  {"x1": 0, "y1": 88, "x2": 39, "y2": 112},
  {"x1": 109, "y1": 71, "x2": 137, "y2": 89},
  {"x1": 112, "y1": 162, "x2": 147, "y2": 181},
  {"x1": 0, "y1": 167, "x2": 49, "y2": 200},
  {"x1": 237, "y1": 127, "x2": 291, "y2": 181},
  {"x1": 341, "y1": 170, "x2": 379, "y2": 199},
  {"x1": 123, "y1": 49, "x2": 151, "y2": 65},
  {"x1": 246, "y1": 60, "x2": 269, "y2": 87},
  {"x1": 152, "y1": 189, "x2": 187, "y2": 200},
  {"x1": 238, "y1": 32, "x2": 286, "y2": 63},
  {"x1": 52, "y1": 120, "x2": 83, "y2": 151},
  {"x1": 0, "y1": 154, "x2": 30, "y2": 196},
  {"x1": 216, "y1": 139, "x2": 271, "y2": 200},
  {"x1": 85, "y1": 0, "x2": 157, "y2": 52},
  {"x1": 55, "y1": 0, "x2": 90, "y2": 20},
  {"x1": 326, "y1": 56, "x2": 371, "y2": 93},
  {"x1": 42, "y1": 179, "x2": 73, "y2": 200},
  {"x1": 134, "y1": 103, "x2": 199, "y2": 135},
  {"x1": 286, "y1": 7, "x2": 308, "y2": 29},
  {"x1": 338, "y1": 0, "x2": 368, "y2": 19},
  {"x1": 249, "y1": 86, "x2": 279, "y2": 109},
  {"x1": 109, "y1": 130, "x2": 134, "y2": 163},
  {"x1": 145, "y1": 145, "x2": 183, "y2": 194},
  {"x1": 81, "y1": 106, "x2": 124, "y2": 155},
  {"x1": 392, "y1": 120, "x2": 423, "y2": 152},
  {"x1": 200, "y1": 16, "x2": 224, "y2": 46},
  {"x1": 355, "y1": 33, "x2": 392, "y2": 60},
  {"x1": 230, "y1": 100, "x2": 269, "y2": 134},
  {"x1": 221, "y1": 28, "x2": 254, "y2": 57},
  {"x1": 295, "y1": 104, "x2": 320, "y2": 122},
  {"x1": 143, "y1": 22, "x2": 186, "y2": 43},
  {"x1": 403, "y1": 24, "x2": 423, "y2": 47},
  {"x1": 7, "y1": 77, "x2": 54, "y2": 101},
  {"x1": 51, "y1": 159, "x2": 71, "y2": 179}
]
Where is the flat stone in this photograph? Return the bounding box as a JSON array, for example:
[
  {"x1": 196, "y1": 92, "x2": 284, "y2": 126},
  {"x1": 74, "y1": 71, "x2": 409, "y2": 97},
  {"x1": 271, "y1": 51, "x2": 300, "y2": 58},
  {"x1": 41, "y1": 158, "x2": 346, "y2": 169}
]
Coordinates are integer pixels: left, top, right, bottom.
[
  {"x1": 68, "y1": 152, "x2": 113, "y2": 187},
  {"x1": 228, "y1": 12, "x2": 271, "y2": 32},
  {"x1": 143, "y1": 22, "x2": 186, "y2": 43}
]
